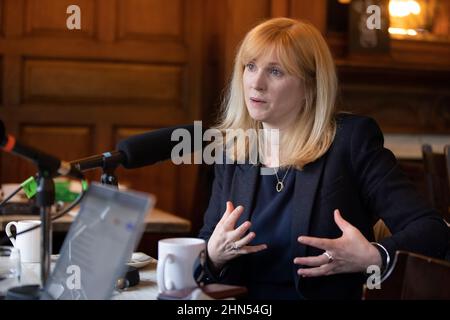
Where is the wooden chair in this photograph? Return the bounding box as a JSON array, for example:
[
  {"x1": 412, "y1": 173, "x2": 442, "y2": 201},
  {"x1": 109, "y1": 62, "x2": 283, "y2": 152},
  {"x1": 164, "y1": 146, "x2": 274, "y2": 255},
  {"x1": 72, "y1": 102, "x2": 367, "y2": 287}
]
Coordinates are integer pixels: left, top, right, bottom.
[
  {"x1": 363, "y1": 251, "x2": 450, "y2": 300},
  {"x1": 422, "y1": 144, "x2": 450, "y2": 222},
  {"x1": 373, "y1": 219, "x2": 391, "y2": 242},
  {"x1": 445, "y1": 145, "x2": 450, "y2": 191}
]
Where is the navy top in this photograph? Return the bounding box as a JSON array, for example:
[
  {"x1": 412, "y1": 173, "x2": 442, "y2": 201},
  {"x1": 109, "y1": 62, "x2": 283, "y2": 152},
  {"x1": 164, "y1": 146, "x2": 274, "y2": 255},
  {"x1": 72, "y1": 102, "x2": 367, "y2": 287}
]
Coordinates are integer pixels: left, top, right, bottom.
[{"x1": 245, "y1": 167, "x2": 300, "y2": 300}]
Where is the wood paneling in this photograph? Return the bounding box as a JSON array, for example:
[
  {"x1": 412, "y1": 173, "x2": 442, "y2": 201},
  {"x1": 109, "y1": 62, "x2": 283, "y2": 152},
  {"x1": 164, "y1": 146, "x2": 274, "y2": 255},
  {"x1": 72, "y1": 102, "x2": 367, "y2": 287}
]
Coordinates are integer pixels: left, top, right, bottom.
[
  {"x1": 340, "y1": 86, "x2": 450, "y2": 132},
  {"x1": 2, "y1": 125, "x2": 94, "y2": 183},
  {"x1": 390, "y1": 38, "x2": 450, "y2": 67},
  {"x1": 20, "y1": 125, "x2": 93, "y2": 159},
  {"x1": 290, "y1": 0, "x2": 327, "y2": 33},
  {"x1": 337, "y1": 63, "x2": 450, "y2": 134},
  {"x1": 0, "y1": 0, "x2": 204, "y2": 224},
  {"x1": 3, "y1": 0, "x2": 23, "y2": 37},
  {"x1": 97, "y1": 0, "x2": 115, "y2": 42},
  {"x1": 24, "y1": 0, "x2": 95, "y2": 38},
  {"x1": 224, "y1": 0, "x2": 271, "y2": 77},
  {"x1": 0, "y1": 1, "x2": 3, "y2": 37},
  {"x1": 23, "y1": 59, "x2": 184, "y2": 105},
  {"x1": 0, "y1": 57, "x2": 2, "y2": 104},
  {"x1": 2, "y1": 55, "x2": 21, "y2": 106},
  {"x1": 271, "y1": 0, "x2": 290, "y2": 17},
  {"x1": 117, "y1": 0, "x2": 183, "y2": 41}
]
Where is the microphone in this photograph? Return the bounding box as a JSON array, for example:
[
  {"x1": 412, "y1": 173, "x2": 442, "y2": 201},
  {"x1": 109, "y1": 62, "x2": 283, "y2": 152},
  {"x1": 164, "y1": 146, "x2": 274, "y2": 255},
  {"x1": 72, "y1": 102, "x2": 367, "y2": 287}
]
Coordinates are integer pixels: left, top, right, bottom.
[
  {"x1": 0, "y1": 120, "x2": 83, "y2": 179},
  {"x1": 70, "y1": 151, "x2": 125, "y2": 172},
  {"x1": 69, "y1": 124, "x2": 197, "y2": 172},
  {"x1": 117, "y1": 124, "x2": 196, "y2": 169}
]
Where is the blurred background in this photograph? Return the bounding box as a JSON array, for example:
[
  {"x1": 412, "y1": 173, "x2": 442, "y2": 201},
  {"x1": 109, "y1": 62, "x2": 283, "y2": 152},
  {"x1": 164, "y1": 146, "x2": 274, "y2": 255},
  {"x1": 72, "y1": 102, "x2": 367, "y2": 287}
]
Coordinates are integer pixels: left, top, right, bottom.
[{"x1": 0, "y1": 0, "x2": 449, "y2": 243}]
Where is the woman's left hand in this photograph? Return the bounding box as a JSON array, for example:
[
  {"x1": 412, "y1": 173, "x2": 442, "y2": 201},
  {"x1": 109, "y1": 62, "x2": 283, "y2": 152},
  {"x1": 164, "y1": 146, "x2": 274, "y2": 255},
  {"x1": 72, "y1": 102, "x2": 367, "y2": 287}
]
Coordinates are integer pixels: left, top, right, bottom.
[{"x1": 293, "y1": 209, "x2": 382, "y2": 277}]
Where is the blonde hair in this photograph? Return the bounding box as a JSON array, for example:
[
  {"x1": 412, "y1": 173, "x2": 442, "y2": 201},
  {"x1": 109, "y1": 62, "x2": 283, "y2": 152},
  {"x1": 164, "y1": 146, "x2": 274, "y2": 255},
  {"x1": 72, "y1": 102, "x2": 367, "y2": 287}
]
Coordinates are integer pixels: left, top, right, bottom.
[{"x1": 216, "y1": 17, "x2": 337, "y2": 169}]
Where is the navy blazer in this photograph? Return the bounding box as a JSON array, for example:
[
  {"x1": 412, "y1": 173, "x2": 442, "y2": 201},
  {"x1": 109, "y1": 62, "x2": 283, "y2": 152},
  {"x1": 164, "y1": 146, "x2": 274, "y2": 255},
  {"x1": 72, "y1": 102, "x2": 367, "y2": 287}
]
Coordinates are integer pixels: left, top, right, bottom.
[{"x1": 198, "y1": 114, "x2": 448, "y2": 299}]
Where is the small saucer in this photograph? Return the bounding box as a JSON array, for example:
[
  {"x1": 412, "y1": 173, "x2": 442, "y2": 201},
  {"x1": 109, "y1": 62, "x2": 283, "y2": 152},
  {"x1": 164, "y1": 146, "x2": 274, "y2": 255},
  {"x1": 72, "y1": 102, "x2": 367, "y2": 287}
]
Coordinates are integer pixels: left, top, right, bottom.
[
  {"x1": 127, "y1": 252, "x2": 156, "y2": 269},
  {"x1": 51, "y1": 252, "x2": 155, "y2": 268}
]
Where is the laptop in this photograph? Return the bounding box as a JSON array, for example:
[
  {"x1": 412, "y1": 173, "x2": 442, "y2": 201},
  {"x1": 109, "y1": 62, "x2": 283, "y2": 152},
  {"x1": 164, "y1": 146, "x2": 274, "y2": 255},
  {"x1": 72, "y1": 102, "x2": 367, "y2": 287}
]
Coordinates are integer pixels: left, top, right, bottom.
[{"x1": 42, "y1": 182, "x2": 155, "y2": 300}]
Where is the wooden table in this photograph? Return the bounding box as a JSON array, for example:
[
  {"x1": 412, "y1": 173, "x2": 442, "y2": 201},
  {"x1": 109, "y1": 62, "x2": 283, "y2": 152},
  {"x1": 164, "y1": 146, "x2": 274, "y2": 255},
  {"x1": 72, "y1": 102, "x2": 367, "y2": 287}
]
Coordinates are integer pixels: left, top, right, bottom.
[
  {"x1": 20, "y1": 259, "x2": 215, "y2": 300},
  {"x1": 111, "y1": 261, "x2": 160, "y2": 300},
  {"x1": 19, "y1": 260, "x2": 161, "y2": 300},
  {"x1": 0, "y1": 208, "x2": 191, "y2": 234}
]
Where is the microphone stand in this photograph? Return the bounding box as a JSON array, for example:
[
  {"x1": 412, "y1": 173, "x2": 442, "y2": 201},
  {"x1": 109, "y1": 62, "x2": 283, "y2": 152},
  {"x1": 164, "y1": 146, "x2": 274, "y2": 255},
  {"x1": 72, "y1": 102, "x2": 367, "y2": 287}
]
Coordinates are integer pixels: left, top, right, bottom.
[
  {"x1": 100, "y1": 166, "x2": 119, "y2": 187},
  {"x1": 36, "y1": 169, "x2": 54, "y2": 286},
  {"x1": 100, "y1": 156, "x2": 120, "y2": 188},
  {"x1": 70, "y1": 151, "x2": 123, "y2": 188},
  {"x1": 5, "y1": 168, "x2": 56, "y2": 300},
  {"x1": 6, "y1": 150, "x2": 119, "y2": 298}
]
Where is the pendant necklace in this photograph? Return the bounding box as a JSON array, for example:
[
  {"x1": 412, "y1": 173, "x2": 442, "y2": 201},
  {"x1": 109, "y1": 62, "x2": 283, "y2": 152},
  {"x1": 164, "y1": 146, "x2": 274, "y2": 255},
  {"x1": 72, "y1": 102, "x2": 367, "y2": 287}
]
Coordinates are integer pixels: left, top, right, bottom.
[{"x1": 274, "y1": 167, "x2": 290, "y2": 192}]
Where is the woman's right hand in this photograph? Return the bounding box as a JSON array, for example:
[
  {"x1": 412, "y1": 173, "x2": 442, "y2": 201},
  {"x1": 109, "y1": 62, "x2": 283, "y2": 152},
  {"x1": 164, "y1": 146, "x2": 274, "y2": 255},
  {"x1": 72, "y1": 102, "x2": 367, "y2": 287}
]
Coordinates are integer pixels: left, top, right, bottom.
[{"x1": 207, "y1": 201, "x2": 267, "y2": 271}]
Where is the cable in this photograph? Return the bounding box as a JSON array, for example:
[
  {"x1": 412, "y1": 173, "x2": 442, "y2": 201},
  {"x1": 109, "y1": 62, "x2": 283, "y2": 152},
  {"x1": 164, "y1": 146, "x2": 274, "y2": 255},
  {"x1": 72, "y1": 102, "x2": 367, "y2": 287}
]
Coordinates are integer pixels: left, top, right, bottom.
[
  {"x1": 0, "y1": 175, "x2": 38, "y2": 209},
  {"x1": 0, "y1": 185, "x2": 23, "y2": 208},
  {"x1": 0, "y1": 179, "x2": 88, "y2": 246}
]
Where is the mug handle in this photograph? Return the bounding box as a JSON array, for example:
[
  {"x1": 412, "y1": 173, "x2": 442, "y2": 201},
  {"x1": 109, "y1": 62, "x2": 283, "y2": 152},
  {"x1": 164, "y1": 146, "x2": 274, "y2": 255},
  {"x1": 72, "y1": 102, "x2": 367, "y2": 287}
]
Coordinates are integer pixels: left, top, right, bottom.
[
  {"x1": 5, "y1": 221, "x2": 18, "y2": 247},
  {"x1": 157, "y1": 253, "x2": 174, "y2": 292}
]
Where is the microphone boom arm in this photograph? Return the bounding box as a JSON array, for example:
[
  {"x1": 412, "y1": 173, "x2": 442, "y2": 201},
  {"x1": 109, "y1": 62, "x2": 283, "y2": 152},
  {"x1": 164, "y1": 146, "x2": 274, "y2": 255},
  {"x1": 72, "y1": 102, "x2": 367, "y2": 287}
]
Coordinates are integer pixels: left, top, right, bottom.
[{"x1": 71, "y1": 151, "x2": 125, "y2": 187}]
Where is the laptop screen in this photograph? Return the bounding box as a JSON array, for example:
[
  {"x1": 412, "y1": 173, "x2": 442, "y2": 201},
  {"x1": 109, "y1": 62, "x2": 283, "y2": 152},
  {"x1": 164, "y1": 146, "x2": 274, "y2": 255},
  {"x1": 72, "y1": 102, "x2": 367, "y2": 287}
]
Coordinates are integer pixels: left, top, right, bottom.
[{"x1": 43, "y1": 182, "x2": 154, "y2": 300}]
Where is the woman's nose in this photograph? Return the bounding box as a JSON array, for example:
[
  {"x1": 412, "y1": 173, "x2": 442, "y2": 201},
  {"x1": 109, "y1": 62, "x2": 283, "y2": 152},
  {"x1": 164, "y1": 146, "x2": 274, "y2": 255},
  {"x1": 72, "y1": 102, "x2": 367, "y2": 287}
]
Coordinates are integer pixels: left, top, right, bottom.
[{"x1": 251, "y1": 71, "x2": 266, "y2": 91}]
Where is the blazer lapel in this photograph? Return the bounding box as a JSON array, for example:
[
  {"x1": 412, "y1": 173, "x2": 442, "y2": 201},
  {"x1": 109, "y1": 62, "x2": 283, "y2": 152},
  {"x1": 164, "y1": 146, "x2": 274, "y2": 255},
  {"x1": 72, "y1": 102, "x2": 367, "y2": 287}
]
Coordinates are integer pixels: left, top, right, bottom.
[
  {"x1": 291, "y1": 156, "x2": 326, "y2": 287},
  {"x1": 230, "y1": 164, "x2": 259, "y2": 226}
]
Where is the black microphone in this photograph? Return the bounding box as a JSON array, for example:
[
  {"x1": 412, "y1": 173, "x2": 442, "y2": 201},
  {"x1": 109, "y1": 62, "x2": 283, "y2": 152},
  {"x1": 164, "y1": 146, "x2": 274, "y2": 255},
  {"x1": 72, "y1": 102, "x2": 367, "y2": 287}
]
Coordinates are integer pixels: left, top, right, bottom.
[
  {"x1": 69, "y1": 124, "x2": 197, "y2": 172},
  {"x1": 70, "y1": 151, "x2": 125, "y2": 172},
  {"x1": 117, "y1": 124, "x2": 197, "y2": 169},
  {"x1": 0, "y1": 120, "x2": 83, "y2": 179}
]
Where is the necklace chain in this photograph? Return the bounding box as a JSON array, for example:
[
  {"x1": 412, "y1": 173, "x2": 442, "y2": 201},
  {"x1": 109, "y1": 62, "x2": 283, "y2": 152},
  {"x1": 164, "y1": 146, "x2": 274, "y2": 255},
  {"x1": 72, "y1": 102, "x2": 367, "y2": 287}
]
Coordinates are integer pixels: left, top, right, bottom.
[{"x1": 273, "y1": 167, "x2": 290, "y2": 192}]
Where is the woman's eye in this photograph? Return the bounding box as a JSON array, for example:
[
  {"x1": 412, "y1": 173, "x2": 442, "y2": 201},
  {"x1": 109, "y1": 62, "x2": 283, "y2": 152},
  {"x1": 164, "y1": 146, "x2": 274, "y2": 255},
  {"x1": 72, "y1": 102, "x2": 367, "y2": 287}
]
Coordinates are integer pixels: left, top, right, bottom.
[
  {"x1": 246, "y1": 63, "x2": 256, "y2": 71},
  {"x1": 270, "y1": 67, "x2": 283, "y2": 77}
]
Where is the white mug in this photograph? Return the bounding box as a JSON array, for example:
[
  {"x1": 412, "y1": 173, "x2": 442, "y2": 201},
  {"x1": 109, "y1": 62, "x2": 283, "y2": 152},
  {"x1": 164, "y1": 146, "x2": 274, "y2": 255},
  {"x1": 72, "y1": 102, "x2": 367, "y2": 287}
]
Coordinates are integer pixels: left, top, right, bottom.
[
  {"x1": 5, "y1": 220, "x2": 41, "y2": 263},
  {"x1": 157, "y1": 238, "x2": 206, "y2": 292}
]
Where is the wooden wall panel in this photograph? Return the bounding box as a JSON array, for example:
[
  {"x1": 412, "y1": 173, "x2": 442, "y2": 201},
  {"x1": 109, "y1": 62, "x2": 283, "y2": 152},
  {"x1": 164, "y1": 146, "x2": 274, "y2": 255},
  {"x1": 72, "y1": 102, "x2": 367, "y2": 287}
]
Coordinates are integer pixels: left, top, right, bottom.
[
  {"x1": 117, "y1": 0, "x2": 183, "y2": 41},
  {"x1": 340, "y1": 86, "x2": 450, "y2": 133},
  {"x1": 3, "y1": 0, "x2": 23, "y2": 37},
  {"x1": 338, "y1": 64, "x2": 450, "y2": 134},
  {"x1": 0, "y1": 0, "x2": 201, "y2": 225},
  {"x1": 2, "y1": 125, "x2": 94, "y2": 182},
  {"x1": 0, "y1": 57, "x2": 2, "y2": 104},
  {"x1": 0, "y1": 1, "x2": 3, "y2": 37},
  {"x1": 24, "y1": 0, "x2": 95, "y2": 38},
  {"x1": 3, "y1": 56, "x2": 21, "y2": 106},
  {"x1": 290, "y1": 0, "x2": 327, "y2": 33},
  {"x1": 23, "y1": 59, "x2": 184, "y2": 105},
  {"x1": 271, "y1": 0, "x2": 290, "y2": 17},
  {"x1": 223, "y1": 0, "x2": 271, "y2": 77},
  {"x1": 20, "y1": 125, "x2": 93, "y2": 159}
]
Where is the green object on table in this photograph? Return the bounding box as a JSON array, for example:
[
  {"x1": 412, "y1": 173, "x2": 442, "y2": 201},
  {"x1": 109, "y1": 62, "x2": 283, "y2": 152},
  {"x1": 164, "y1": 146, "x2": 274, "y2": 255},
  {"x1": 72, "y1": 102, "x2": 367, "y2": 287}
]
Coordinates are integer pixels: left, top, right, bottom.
[
  {"x1": 21, "y1": 176, "x2": 37, "y2": 199},
  {"x1": 55, "y1": 180, "x2": 79, "y2": 202}
]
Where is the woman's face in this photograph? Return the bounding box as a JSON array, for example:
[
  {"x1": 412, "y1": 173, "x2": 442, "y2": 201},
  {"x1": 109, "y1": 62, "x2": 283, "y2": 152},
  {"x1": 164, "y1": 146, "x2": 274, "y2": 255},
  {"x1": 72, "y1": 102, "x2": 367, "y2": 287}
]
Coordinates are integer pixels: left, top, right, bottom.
[{"x1": 243, "y1": 50, "x2": 305, "y2": 130}]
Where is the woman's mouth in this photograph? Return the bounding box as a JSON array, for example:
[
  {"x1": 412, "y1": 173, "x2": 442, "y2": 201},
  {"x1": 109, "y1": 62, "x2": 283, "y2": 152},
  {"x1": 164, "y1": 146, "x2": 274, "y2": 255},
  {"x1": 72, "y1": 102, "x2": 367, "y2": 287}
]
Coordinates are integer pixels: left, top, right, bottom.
[{"x1": 250, "y1": 97, "x2": 267, "y2": 105}]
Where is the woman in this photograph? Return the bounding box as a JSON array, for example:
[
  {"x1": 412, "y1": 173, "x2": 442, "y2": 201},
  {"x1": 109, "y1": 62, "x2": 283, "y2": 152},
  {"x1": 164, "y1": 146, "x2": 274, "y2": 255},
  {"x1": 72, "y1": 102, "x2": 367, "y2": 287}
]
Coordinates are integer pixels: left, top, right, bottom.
[{"x1": 198, "y1": 17, "x2": 448, "y2": 300}]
